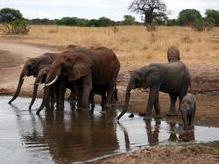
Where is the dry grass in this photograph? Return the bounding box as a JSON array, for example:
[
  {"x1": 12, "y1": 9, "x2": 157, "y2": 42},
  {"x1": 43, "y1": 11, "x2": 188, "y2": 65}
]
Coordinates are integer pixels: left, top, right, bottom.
[{"x1": 0, "y1": 25, "x2": 218, "y2": 70}]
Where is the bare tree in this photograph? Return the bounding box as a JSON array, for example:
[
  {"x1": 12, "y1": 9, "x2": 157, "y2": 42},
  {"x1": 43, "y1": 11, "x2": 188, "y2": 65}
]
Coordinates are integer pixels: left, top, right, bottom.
[{"x1": 129, "y1": 0, "x2": 166, "y2": 26}]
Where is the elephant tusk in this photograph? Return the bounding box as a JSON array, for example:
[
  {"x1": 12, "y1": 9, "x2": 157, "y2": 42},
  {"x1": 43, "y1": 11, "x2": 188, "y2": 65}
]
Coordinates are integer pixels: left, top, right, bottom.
[{"x1": 45, "y1": 75, "x2": 58, "y2": 87}]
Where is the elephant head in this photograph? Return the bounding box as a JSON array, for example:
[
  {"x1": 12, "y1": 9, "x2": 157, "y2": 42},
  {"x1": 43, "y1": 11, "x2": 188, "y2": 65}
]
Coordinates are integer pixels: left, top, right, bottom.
[
  {"x1": 167, "y1": 46, "x2": 180, "y2": 62},
  {"x1": 8, "y1": 58, "x2": 39, "y2": 104},
  {"x1": 45, "y1": 50, "x2": 93, "y2": 86},
  {"x1": 117, "y1": 67, "x2": 150, "y2": 120}
]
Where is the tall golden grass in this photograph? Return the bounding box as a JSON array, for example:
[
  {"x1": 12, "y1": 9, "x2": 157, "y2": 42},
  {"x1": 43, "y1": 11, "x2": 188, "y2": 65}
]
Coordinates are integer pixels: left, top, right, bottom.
[{"x1": 1, "y1": 25, "x2": 219, "y2": 69}]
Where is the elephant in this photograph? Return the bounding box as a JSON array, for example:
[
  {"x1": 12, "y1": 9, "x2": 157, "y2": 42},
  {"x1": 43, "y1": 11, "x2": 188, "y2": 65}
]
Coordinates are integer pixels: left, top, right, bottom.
[
  {"x1": 8, "y1": 53, "x2": 57, "y2": 110},
  {"x1": 117, "y1": 61, "x2": 191, "y2": 120},
  {"x1": 36, "y1": 47, "x2": 120, "y2": 114},
  {"x1": 180, "y1": 93, "x2": 196, "y2": 130},
  {"x1": 167, "y1": 46, "x2": 180, "y2": 62}
]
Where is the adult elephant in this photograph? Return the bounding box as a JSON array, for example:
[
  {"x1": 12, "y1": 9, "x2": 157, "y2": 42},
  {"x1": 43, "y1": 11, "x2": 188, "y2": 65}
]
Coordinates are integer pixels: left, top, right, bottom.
[
  {"x1": 117, "y1": 61, "x2": 191, "y2": 120},
  {"x1": 36, "y1": 47, "x2": 120, "y2": 114},
  {"x1": 8, "y1": 53, "x2": 57, "y2": 110}
]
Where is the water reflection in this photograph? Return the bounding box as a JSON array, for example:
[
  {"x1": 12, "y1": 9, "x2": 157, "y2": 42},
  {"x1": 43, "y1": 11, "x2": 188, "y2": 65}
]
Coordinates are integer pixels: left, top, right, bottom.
[
  {"x1": 0, "y1": 97, "x2": 218, "y2": 163},
  {"x1": 145, "y1": 118, "x2": 161, "y2": 146},
  {"x1": 10, "y1": 103, "x2": 119, "y2": 163}
]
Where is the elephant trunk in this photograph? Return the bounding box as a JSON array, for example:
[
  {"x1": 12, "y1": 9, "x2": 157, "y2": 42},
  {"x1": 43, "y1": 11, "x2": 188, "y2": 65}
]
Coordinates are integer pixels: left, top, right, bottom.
[
  {"x1": 36, "y1": 86, "x2": 51, "y2": 115},
  {"x1": 117, "y1": 84, "x2": 132, "y2": 120},
  {"x1": 8, "y1": 72, "x2": 26, "y2": 104},
  {"x1": 28, "y1": 75, "x2": 43, "y2": 110}
]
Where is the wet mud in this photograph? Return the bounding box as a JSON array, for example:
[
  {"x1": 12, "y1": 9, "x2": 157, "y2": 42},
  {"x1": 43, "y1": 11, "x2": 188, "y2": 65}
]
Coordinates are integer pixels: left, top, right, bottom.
[{"x1": 0, "y1": 96, "x2": 218, "y2": 163}]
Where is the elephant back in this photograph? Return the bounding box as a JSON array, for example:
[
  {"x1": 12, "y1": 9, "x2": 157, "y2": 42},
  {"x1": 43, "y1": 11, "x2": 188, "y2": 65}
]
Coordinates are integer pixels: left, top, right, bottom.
[
  {"x1": 85, "y1": 47, "x2": 120, "y2": 85},
  {"x1": 161, "y1": 62, "x2": 190, "y2": 93}
]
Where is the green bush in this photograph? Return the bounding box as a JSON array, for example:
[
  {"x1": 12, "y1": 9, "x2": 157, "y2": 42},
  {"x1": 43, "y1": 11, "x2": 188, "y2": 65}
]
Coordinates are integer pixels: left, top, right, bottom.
[
  {"x1": 192, "y1": 19, "x2": 205, "y2": 31},
  {"x1": 4, "y1": 19, "x2": 30, "y2": 34}
]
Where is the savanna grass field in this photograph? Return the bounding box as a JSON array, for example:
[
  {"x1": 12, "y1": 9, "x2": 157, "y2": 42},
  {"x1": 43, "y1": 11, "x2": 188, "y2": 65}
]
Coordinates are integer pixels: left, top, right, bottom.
[{"x1": 0, "y1": 25, "x2": 219, "y2": 163}]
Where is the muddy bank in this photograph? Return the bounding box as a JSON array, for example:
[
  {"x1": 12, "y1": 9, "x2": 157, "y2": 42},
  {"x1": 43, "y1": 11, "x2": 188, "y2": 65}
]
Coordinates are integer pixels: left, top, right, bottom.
[{"x1": 97, "y1": 143, "x2": 219, "y2": 164}]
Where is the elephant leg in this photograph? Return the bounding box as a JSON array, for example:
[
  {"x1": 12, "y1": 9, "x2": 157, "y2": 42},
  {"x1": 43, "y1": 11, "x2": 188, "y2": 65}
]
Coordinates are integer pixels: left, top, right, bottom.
[
  {"x1": 167, "y1": 93, "x2": 178, "y2": 116},
  {"x1": 29, "y1": 83, "x2": 39, "y2": 111},
  {"x1": 106, "y1": 81, "x2": 116, "y2": 106},
  {"x1": 57, "y1": 80, "x2": 66, "y2": 111},
  {"x1": 181, "y1": 110, "x2": 188, "y2": 130},
  {"x1": 101, "y1": 92, "x2": 107, "y2": 111},
  {"x1": 89, "y1": 91, "x2": 95, "y2": 113},
  {"x1": 49, "y1": 86, "x2": 56, "y2": 111},
  {"x1": 188, "y1": 113, "x2": 194, "y2": 129},
  {"x1": 145, "y1": 88, "x2": 158, "y2": 118},
  {"x1": 154, "y1": 93, "x2": 161, "y2": 118},
  {"x1": 69, "y1": 91, "x2": 77, "y2": 111},
  {"x1": 81, "y1": 74, "x2": 92, "y2": 109}
]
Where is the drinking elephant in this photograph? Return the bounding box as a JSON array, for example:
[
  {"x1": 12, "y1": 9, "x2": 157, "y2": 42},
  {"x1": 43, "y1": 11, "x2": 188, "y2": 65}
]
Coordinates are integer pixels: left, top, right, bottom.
[
  {"x1": 36, "y1": 47, "x2": 120, "y2": 114},
  {"x1": 117, "y1": 61, "x2": 191, "y2": 120},
  {"x1": 180, "y1": 93, "x2": 196, "y2": 130},
  {"x1": 8, "y1": 53, "x2": 57, "y2": 110}
]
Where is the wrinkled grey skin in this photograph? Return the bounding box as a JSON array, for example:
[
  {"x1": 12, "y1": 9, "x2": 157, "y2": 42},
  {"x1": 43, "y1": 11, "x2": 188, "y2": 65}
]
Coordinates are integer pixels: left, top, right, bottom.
[
  {"x1": 117, "y1": 61, "x2": 191, "y2": 120},
  {"x1": 180, "y1": 93, "x2": 196, "y2": 130},
  {"x1": 8, "y1": 53, "x2": 56, "y2": 110}
]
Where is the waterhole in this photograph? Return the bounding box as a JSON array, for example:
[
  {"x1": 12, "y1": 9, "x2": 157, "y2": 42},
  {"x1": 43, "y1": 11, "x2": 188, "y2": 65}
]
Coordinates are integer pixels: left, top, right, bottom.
[{"x1": 0, "y1": 96, "x2": 218, "y2": 163}]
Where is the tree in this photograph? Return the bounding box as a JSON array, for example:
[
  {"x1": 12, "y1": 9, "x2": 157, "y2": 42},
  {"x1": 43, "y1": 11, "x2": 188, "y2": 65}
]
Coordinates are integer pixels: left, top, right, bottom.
[
  {"x1": 167, "y1": 19, "x2": 179, "y2": 26},
  {"x1": 128, "y1": 0, "x2": 166, "y2": 26},
  {"x1": 205, "y1": 9, "x2": 219, "y2": 26},
  {"x1": 153, "y1": 12, "x2": 167, "y2": 25},
  {"x1": 178, "y1": 9, "x2": 202, "y2": 26},
  {"x1": 0, "y1": 8, "x2": 23, "y2": 23},
  {"x1": 123, "y1": 15, "x2": 135, "y2": 25}
]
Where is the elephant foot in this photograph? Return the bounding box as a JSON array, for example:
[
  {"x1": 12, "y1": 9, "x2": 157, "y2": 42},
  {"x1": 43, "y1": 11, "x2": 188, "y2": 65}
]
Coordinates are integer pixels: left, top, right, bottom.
[{"x1": 167, "y1": 111, "x2": 180, "y2": 116}]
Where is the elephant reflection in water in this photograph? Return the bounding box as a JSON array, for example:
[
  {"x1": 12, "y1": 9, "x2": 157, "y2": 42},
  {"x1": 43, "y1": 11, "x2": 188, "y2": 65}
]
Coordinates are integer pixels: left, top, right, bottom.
[
  {"x1": 168, "y1": 121, "x2": 195, "y2": 142},
  {"x1": 14, "y1": 108, "x2": 119, "y2": 163},
  {"x1": 145, "y1": 118, "x2": 161, "y2": 146}
]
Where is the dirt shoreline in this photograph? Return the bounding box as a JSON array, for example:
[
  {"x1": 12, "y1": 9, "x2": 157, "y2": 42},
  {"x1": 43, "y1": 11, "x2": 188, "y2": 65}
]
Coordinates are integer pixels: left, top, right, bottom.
[{"x1": 94, "y1": 143, "x2": 219, "y2": 164}]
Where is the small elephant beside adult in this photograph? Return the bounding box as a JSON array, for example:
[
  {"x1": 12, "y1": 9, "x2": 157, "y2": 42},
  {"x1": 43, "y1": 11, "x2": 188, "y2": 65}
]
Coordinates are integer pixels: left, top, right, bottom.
[
  {"x1": 36, "y1": 46, "x2": 120, "y2": 114},
  {"x1": 117, "y1": 61, "x2": 191, "y2": 120},
  {"x1": 8, "y1": 52, "x2": 57, "y2": 110},
  {"x1": 180, "y1": 93, "x2": 196, "y2": 130}
]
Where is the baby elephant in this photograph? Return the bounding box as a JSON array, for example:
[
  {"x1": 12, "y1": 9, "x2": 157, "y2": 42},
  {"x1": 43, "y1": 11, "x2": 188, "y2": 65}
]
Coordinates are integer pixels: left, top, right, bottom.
[{"x1": 180, "y1": 93, "x2": 196, "y2": 130}]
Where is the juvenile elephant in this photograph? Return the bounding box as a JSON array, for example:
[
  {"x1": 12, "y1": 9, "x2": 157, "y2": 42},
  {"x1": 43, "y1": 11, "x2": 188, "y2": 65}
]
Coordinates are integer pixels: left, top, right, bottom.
[
  {"x1": 36, "y1": 47, "x2": 120, "y2": 114},
  {"x1": 117, "y1": 61, "x2": 191, "y2": 120},
  {"x1": 180, "y1": 93, "x2": 196, "y2": 130},
  {"x1": 167, "y1": 46, "x2": 180, "y2": 62},
  {"x1": 8, "y1": 53, "x2": 56, "y2": 110}
]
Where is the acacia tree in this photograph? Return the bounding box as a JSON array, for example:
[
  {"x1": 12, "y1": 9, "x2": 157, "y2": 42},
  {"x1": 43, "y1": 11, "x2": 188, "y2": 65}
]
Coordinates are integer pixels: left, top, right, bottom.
[{"x1": 128, "y1": 0, "x2": 166, "y2": 26}]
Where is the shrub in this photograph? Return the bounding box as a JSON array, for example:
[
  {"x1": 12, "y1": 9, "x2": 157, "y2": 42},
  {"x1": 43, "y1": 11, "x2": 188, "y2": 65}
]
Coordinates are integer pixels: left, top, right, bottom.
[
  {"x1": 192, "y1": 19, "x2": 205, "y2": 31},
  {"x1": 192, "y1": 18, "x2": 215, "y2": 31},
  {"x1": 3, "y1": 19, "x2": 30, "y2": 34}
]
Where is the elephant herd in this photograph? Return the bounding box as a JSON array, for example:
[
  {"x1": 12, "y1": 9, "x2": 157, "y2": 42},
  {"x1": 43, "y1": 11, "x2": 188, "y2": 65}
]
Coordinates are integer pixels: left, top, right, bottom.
[{"x1": 8, "y1": 45, "x2": 196, "y2": 130}]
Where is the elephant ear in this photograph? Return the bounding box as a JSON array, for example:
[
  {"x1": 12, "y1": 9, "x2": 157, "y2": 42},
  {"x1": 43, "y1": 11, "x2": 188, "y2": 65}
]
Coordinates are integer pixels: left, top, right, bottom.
[{"x1": 69, "y1": 55, "x2": 93, "y2": 81}]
